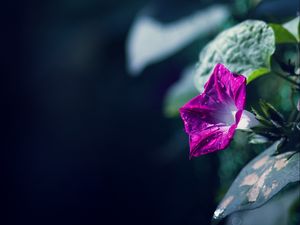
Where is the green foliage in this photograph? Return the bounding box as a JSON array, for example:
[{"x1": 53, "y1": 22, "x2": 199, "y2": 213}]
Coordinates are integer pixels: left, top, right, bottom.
[
  {"x1": 218, "y1": 131, "x2": 261, "y2": 191},
  {"x1": 251, "y1": 101, "x2": 300, "y2": 152},
  {"x1": 269, "y1": 24, "x2": 298, "y2": 44},
  {"x1": 194, "y1": 20, "x2": 275, "y2": 91},
  {"x1": 163, "y1": 66, "x2": 199, "y2": 117},
  {"x1": 233, "y1": 0, "x2": 263, "y2": 16},
  {"x1": 247, "y1": 68, "x2": 270, "y2": 83},
  {"x1": 283, "y1": 17, "x2": 300, "y2": 42},
  {"x1": 213, "y1": 141, "x2": 300, "y2": 220},
  {"x1": 269, "y1": 17, "x2": 300, "y2": 44},
  {"x1": 128, "y1": 3, "x2": 300, "y2": 223},
  {"x1": 258, "y1": 100, "x2": 285, "y2": 126}
]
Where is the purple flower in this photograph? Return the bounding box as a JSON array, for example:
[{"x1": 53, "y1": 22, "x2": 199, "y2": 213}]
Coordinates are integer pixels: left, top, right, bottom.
[{"x1": 179, "y1": 64, "x2": 247, "y2": 158}]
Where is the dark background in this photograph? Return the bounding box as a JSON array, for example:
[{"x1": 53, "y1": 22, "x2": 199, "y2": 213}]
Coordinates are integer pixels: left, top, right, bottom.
[{"x1": 5, "y1": 0, "x2": 298, "y2": 225}]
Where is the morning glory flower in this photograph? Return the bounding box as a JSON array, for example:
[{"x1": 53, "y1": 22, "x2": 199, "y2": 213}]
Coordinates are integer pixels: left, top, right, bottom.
[{"x1": 179, "y1": 64, "x2": 258, "y2": 158}]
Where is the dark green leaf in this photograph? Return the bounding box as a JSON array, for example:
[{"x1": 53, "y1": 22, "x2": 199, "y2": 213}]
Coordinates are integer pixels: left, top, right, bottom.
[
  {"x1": 251, "y1": 126, "x2": 280, "y2": 139},
  {"x1": 247, "y1": 68, "x2": 270, "y2": 83},
  {"x1": 283, "y1": 17, "x2": 300, "y2": 42},
  {"x1": 259, "y1": 100, "x2": 285, "y2": 126},
  {"x1": 269, "y1": 23, "x2": 298, "y2": 44},
  {"x1": 251, "y1": 107, "x2": 273, "y2": 127}
]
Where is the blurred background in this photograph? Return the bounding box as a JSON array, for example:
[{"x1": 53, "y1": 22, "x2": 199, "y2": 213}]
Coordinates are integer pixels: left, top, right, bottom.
[{"x1": 6, "y1": 0, "x2": 299, "y2": 225}]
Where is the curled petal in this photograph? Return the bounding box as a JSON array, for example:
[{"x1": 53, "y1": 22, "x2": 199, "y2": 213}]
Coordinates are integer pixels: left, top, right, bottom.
[{"x1": 179, "y1": 64, "x2": 246, "y2": 157}]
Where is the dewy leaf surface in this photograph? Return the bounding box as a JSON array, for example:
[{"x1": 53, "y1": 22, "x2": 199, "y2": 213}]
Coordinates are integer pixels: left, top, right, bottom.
[
  {"x1": 213, "y1": 141, "x2": 300, "y2": 220},
  {"x1": 194, "y1": 20, "x2": 275, "y2": 91},
  {"x1": 126, "y1": 5, "x2": 229, "y2": 75}
]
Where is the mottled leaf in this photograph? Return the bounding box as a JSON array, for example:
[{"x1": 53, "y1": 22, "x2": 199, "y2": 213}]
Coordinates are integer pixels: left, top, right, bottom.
[
  {"x1": 213, "y1": 141, "x2": 300, "y2": 220},
  {"x1": 163, "y1": 65, "x2": 198, "y2": 117},
  {"x1": 126, "y1": 5, "x2": 229, "y2": 75},
  {"x1": 194, "y1": 20, "x2": 275, "y2": 91},
  {"x1": 226, "y1": 188, "x2": 300, "y2": 225}
]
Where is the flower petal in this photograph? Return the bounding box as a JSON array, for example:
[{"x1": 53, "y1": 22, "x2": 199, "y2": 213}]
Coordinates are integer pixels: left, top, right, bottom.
[
  {"x1": 206, "y1": 64, "x2": 246, "y2": 110},
  {"x1": 179, "y1": 64, "x2": 247, "y2": 158},
  {"x1": 189, "y1": 124, "x2": 237, "y2": 157}
]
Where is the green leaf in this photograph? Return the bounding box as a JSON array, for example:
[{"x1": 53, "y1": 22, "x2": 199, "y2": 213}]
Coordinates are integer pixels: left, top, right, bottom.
[
  {"x1": 194, "y1": 20, "x2": 275, "y2": 91},
  {"x1": 247, "y1": 68, "x2": 270, "y2": 83},
  {"x1": 269, "y1": 23, "x2": 298, "y2": 44},
  {"x1": 251, "y1": 107, "x2": 273, "y2": 126},
  {"x1": 283, "y1": 17, "x2": 300, "y2": 42},
  {"x1": 259, "y1": 100, "x2": 285, "y2": 126},
  {"x1": 213, "y1": 141, "x2": 300, "y2": 220},
  {"x1": 251, "y1": 126, "x2": 280, "y2": 139},
  {"x1": 163, "y1": 65, "x2": 199, "y2": 117}
]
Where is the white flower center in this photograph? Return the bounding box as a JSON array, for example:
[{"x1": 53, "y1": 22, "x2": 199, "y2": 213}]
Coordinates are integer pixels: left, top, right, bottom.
[{"x1": 217, "y1": 107, "x2": 237, "y2": 126}]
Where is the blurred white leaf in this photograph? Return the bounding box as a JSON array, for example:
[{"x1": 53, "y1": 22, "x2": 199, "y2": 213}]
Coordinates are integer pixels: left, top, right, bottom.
[
  {"x1": 163, "y1": 64, "x2": 198, "y2": 117},
  {"x1": 126, "y1": 5, "x2": 229, "y2": 75}
]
